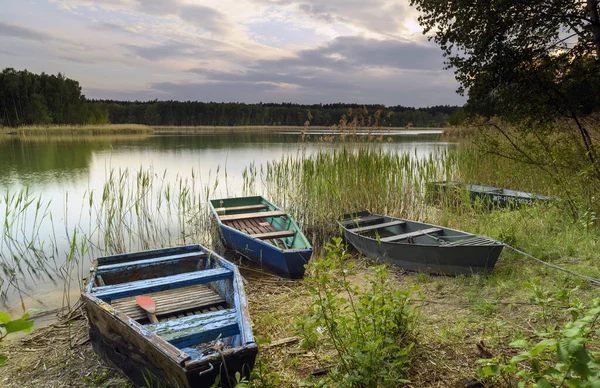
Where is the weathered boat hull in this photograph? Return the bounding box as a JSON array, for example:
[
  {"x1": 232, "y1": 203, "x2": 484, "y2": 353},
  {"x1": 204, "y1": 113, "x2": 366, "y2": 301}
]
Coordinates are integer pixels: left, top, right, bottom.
[
  {"x1": 343, "y1": 230, "x2": 503, "y2": 275},
  {"x1": 428, "y1": 181, "x2": 555, "y2": 208},
  {"x1": 218, "y1": 224, "x2": 312, "y2": 279},
  {"x1": 340, "y1": 211, "x2": 504, "y2": 275},
  {"x1": 82, "y1": 245, "x2": 257, "y2": 388},
  {"x1": 210, "y1": 196, "x2": 313, "y2": 279}
]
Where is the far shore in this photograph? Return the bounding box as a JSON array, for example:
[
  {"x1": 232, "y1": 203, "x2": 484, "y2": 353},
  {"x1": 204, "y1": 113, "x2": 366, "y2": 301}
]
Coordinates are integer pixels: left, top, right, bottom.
[{"x1": 0, "y1": 124, "x2": 446, "y2": 136}]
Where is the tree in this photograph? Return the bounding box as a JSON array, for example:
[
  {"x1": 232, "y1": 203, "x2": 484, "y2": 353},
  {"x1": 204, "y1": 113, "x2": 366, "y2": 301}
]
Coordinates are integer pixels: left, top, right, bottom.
[{"x1": 410, "y1": 0, "x2": 600, "y2": 215}]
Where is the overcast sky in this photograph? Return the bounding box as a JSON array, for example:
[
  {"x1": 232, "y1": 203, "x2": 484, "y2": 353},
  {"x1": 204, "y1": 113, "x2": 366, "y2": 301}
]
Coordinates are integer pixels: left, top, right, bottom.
[{"x1": 0, "y1": 0, "x2": 465, "y2": 107}]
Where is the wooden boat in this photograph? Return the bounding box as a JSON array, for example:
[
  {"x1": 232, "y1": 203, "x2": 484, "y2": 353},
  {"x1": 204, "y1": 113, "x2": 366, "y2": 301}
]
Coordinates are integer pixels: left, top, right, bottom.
[
  {"x1": 428, "y1": 181, "x2": 555, "y2": 207},
  {"x1": 339, "y1": 211, "x2": 504, "y2": 275},
  {"x1": 209, "y1": 196, "x2": 312, "y2": 279},
  {"x1": 81, "y1": 244, "x2": 257, "y2": 388}
]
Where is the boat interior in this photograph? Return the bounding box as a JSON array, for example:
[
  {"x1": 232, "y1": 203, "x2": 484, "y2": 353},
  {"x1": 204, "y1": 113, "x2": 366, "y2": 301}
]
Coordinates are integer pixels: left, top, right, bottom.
[
  {"x1": 341, "y1": 212, "x2": 499, "y2": 246},
  {"x1": 88, "y1": 246, "x2": 245, "y2": 360},
  {"x1": 211, "y1": 196, "x2": 309, "y2": 250}
]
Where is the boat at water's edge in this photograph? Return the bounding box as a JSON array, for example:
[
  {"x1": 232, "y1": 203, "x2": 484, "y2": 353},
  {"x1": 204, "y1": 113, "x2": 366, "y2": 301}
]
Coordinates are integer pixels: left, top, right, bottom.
[
  {"x1": 82, "y1": 244, "x2": 257, "y2": 388},
  {"x1": 428, "y1": 181, "x2": 555, "y2": 208},
  {"x1": 339, "y1": 211, "x2": 504, "y2": 275},
  {"x1": 209, "y1": 196, "x2": 312, "y2": 279}
]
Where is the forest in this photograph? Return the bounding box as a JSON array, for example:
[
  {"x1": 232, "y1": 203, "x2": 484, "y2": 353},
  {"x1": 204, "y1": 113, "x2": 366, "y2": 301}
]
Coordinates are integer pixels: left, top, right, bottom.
[{"x1": 0, "y1": 68, "x2": 460, "y2": 128}]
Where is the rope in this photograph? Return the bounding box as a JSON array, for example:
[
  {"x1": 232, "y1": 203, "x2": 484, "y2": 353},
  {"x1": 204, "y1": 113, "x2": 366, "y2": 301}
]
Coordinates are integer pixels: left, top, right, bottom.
[{"x1": 504, "y1": 244, "x2": 600, "y2": 286}]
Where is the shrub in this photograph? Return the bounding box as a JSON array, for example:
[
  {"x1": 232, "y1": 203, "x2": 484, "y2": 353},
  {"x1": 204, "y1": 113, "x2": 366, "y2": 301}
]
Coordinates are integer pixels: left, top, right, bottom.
[{"x1": 297, "y1": 237, "x2": 416, "y2": 387}]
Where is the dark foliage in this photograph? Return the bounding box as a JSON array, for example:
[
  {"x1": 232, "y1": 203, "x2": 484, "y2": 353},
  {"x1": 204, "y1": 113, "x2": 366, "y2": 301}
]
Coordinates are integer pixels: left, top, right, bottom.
[
  {"x1": 0, "y1": 68, "x2": 108, "y2": 127},
  {"x1": 90, "y1": 100, "x2": 459, "y2": 128}
]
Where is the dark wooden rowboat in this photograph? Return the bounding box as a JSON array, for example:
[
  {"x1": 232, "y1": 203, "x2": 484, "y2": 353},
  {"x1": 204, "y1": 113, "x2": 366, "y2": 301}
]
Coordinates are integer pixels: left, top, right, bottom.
[
  {"x1": 209, "y1": 196, "x2": 312, "y2": 279},
  {"x1": 428, "y1": 181, "x2": 555, "y2": 208},
  {"x1": 339, "y1": 211, "x2": 504, "y2": 275},
  {"x1": 82, "y1": 244, "x2": 257, "y2": 388}
]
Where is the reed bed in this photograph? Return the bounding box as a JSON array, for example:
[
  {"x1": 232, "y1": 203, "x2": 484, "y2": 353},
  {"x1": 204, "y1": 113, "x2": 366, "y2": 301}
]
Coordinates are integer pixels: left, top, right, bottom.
[{"x1": 3, "y1": 124, "x2": 153, "y2": 135}]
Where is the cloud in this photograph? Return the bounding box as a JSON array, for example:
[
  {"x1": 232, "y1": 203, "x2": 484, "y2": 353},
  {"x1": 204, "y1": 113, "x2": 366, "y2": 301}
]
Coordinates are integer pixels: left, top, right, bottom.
[
  {"x1": 253, "y1": 36, "x2": 444, "y2": 72},
  {"x1": 256, "y1": 0, "x2": 415, "y2": 37},
  {"x1": 150, "y1": 81, "x2": 279, "y2": 102},
  {"x1": 0, "y1": 22, "x2": 51, "y2": 42},
  {"x1": 178, "y1": 4, "x2": 229, "y2": 35},
  {"x1": 123, "y1": 38, "x2": 232, "y2": 61}
]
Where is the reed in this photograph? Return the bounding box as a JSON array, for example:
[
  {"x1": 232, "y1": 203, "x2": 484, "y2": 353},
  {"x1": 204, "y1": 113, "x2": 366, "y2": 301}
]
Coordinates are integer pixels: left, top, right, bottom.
[{"x1": 3, "y1": 124, "x2": 153, "y2": 135}]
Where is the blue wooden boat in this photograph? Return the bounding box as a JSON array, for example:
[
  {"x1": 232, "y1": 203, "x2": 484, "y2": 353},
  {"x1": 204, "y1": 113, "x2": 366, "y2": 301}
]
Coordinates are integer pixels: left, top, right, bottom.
[
  {"x1": 428, "y1": 181, "x2": 555, "y2": 208},
  {"x1": 209, "y1": 196, "x2": 313, "y2": 279},
  {"x1": 81, "y1": 244, "x2": 257, "y2": 388},
  {"x1": 340, "y1": 211, "x2": 504, "y2": 275}
]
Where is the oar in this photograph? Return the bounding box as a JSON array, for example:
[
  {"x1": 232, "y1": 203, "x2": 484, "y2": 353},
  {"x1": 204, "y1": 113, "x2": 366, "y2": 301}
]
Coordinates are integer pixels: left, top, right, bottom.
[{"x1": 136, "y1": 295, "x2": 159, "y2": 323}]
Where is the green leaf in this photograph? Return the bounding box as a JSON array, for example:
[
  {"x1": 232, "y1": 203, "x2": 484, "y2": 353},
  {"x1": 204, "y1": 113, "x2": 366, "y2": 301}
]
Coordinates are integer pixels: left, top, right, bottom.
[
  {"x1": 0, "y1": 312, "x2": 10, "y2": 324},
  {"x1": 511, "y1": 354, "x2": 530, "y2": 363},
  {"x1": 535, "y1": 378, "x2": 554, "y2": 388},
  {"x1": 510, "y1": 339, "x2": 530, "y2": 348},
  {"x1": 530, "y1": 339, "x2": 557, "y2": 356},
  {"x1": 0, "y1": 354, "x2": 7, "y2": 365},
  {"x1": 5, "y1": 318, "x2": 34, "y2": 334}
]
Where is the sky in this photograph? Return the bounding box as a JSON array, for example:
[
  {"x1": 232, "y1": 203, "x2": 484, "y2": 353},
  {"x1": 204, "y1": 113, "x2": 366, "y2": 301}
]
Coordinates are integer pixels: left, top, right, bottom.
[{"x1": 0, "y1": 0, "x2": 465, "y2": 107}]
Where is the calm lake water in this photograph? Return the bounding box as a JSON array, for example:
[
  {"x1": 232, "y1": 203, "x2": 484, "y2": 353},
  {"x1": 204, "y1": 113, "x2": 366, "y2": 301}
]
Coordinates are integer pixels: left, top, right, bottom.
[{"x1": 0, "y1": 130, "x2": 451, "y2": 316}]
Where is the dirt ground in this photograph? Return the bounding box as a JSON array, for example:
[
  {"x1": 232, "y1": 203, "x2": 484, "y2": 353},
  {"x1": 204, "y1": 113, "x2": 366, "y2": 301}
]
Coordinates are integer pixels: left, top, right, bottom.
[{"x1": 0, "y1": 253, "x2": 548, "y2": 388}]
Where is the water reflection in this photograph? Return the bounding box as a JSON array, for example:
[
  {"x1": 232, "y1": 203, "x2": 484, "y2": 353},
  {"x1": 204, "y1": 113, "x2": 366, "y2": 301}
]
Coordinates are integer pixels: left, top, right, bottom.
[{"x1": 0, "y1": 132, "x2": 453, "y2": 314}]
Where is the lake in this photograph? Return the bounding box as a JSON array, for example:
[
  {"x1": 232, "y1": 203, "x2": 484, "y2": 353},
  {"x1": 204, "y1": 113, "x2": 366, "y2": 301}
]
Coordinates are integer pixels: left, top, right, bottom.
[{"x1": 0, "y1": 130, "x2": 451, "y2": 316}]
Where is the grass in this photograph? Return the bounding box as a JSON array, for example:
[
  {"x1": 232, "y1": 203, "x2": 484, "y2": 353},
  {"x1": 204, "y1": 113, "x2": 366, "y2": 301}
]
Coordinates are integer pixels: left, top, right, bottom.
[
  {"x1": 0, "y1": 134, "x2": 598, "y2": 386},
  {"x1": 2, "y1": 124, "x2": 154, "y2": 135}
]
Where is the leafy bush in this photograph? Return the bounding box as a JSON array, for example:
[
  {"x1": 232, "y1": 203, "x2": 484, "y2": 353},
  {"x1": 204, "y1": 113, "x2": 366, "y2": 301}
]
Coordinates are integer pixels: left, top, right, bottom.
[
  {"x1": 297, "y1": 237, "x2": 416, "y2": 387},
  {"x1": 0, "y1": 310, "x2": 35, "y2": 365},
  {"x1": 477, "y1": 283, "x2": 600, "y2": 387}
]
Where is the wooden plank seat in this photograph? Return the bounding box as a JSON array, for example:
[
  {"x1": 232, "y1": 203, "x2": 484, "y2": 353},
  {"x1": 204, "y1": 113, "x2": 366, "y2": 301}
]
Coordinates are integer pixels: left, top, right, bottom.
[
  {"x1": 219, "y1": 210, "x2": 287, "y2": 222},
  {"x1": 91, "y1": 268, "x2": 233, "y2": 300},
  {"x1": 446, "y1": 236, "x2": 499, "y2": 246},
  {"x1": 250, "y1": 230, "x2": 295, "y2": 239},
  {"x1": 97, "y1": 245, "x2": 201, "y2": 267},
  {"x1": 348, "y1": 220, "x2": 406, "y2": 234},
  {"x1": 110, "y1": 284, "x2": 226, "y2": 321},
  {"x1": 341, "y1": 215, "x2": 385, "y2": 228},
  {"x1": 97, "y1": 251, "x2": 205, "y2": 274},
  {"x1": 146, "y1": 309, "x2": 240, "y2": 348},
  {"x1": 380, "y1": 227, "x2": 443, "y2": 243},
  {"x1": 214, "y1": 204, "x2": 268, "y2": 214}
]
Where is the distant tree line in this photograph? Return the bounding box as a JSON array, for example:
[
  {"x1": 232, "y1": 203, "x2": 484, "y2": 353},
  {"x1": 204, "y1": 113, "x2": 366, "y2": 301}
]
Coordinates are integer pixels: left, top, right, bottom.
[
  {"x1": 0, "y1": 68, "x2": 461, "y2": 127},
  {"x1": 0, "y1": 68, "x2": 108, "y2": 126},
  {"x1": 91, "y1": 100, "x2": 458, "y2": 127}
]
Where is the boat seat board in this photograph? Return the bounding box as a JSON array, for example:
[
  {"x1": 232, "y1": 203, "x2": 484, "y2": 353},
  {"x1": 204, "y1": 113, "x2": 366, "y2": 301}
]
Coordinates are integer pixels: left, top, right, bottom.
[
  {"x1": 146, "y1": 309, "x2": 240, "y2": 348},
  {"x1": 219, "y1": 210, "x2": 287, "y2": 222},
  {"x1": 110, "y1": 284, "x2": 226, "y2": 321},
  {"x1": 348, "y1": 220, "x2": 406, "y2": 233},
  {"x1": 91, "y1": 268, "x2": 233, "y2": 300},
  {"x1": 250, "y1": 230, "x2": 295, "y2": 239},
  {"x1": 225, "y1": 218, "x2": 284, "y2": 246},
  {"x1": 446, "y1": 236, "x2": 500, "y2": 246},
  {"x1": 380, "y1": 227, "x2": 443, "y2": 242},
  {"x1": 341, "y1": 215, "x2": 385, "y2": 227},
  {"x1": 215, "y1": 204, "x2": 268, "y2": 214},
  {"x1": 97, "y1": 252, "x2": 205, "y2": 274}
]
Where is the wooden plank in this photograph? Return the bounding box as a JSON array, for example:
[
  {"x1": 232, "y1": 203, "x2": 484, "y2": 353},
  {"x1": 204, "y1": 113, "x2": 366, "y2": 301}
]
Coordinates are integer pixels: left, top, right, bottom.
[
  {"x1": 380, "y1": 227, "x2": 442, "y2": 243},
  {"x1": 91, "y1": 268, "x2": 232, "y2": 300},
  {"x1": 219, "y1": 210, "x2": 286, "y2": 222},
  {"x1": 97, "y1": 245, "x2": 201, "y2": 267},
  {"x1": 97, "y1": 252, "x2": 205, "y2": 274},
  {"x1": 215, "y1": 204, "x2": 268, "y2": 214},
  {"x1": 251, "y1": 230, "x2": 295, "y2": 239},
  {"x1": 347, "y1": 220, "x2": 406, "y2": 233},
  {"x1": 147, "y1": 309, "x2": 240, "y2": 348},
  {"x1": 111, "y1": 285, "x2": 226, "y2": 321}
]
